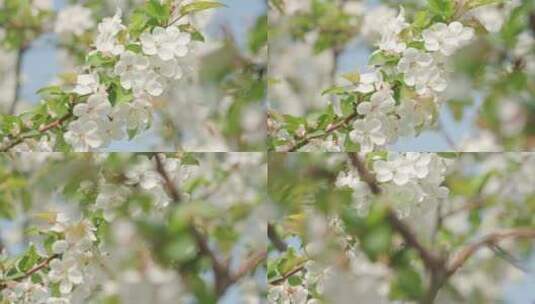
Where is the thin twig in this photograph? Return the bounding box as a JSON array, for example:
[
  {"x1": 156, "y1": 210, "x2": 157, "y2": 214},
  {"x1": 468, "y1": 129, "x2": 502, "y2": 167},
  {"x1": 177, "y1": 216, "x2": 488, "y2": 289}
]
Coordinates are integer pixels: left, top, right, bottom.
[
  {"x1": 441, "y1": 198, "x2": 485, "y2": 219},
  {"x1": 438, "y1": 120, "x2": 457, "y2": 151},
  {"x1": 230, "y1": 249, "x2": 267, "y2": 282},
  {"x1": 0, "y1": 113, "x2": 72, "y2": 152},
  {"x1": 154, "y1": 153, "x2": 181, "y2": 202},
  {"x1": 8, "y1": 47, "x2": 27, "y2": 115},
  {"x1": 347, "y1": 152, "x2": 381, "y2": 195},
  {"x1": 268, "y1": 264, "x2": 306, "y2": 285},
  {"x1": 0, "y1": 254, "x2": 60, "y2": 290},
  {"x1": 489, "y1": 244, "x2": 530, "y2": 273},
  {"x1": 447, "y1": 228, "x2": 535, "y2": 276},
  {"x1": 387, "y1": 212, "x2": 444, "y2": 271},
  {"x1": 285, "y1": 112, "x2": 359, "y2": 152}
]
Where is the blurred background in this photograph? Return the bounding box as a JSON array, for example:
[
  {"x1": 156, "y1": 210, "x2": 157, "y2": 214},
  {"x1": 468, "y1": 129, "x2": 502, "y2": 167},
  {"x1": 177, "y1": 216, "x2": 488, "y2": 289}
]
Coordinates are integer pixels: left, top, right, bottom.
[{"x1": 268, "y1": 152, "x2": 535, "y2": 303}]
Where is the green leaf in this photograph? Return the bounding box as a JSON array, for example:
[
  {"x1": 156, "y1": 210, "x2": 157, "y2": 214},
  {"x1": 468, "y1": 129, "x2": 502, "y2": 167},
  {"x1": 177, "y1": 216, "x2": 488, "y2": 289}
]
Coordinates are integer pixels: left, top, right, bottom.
[
  {"x1": 369, "y1": 52, "x2": 399, "y2": 66},
  {"x1": 126, "y1": 44, "x2": 142, "y2": 53},
  {"x1": 180, "y1": 1, "x2": 225, "y2": 16},
  {"x1": 321, "y1": 86, "x2": 346, "y2": 96},
  {"x1": 288, "y1": 275, "x2": 303, "y2": 286},
  {"x1": 390, "y1": 268, "x2": 424, "y2": 300},
  {"x1": 467, "y1": 0, "x2": 505, "y2": 9},
  {"x1": 17, "y1": 245, "x2": 40, "y2": 273},
  {"x1": 448, "y1": 98, "x2": 474, "y2": 121},
  {"x1": 248, "y1": 15, "x2": 267, "y2": 54},
  {"x1": 86, "y1": 52, "x2": 116, "y2": 68},
  {"x1": 146, "y1": 0, "x2": 171, "y2": 24},
  {"x1": 342, "y1": 71, "x2": 361, "y2": 84},
  {"x1": 163, "y1": 235, "x2": 196, "y2": 262},
  {"x1": 427, "y1": 0, "x2": 454, "y2": 20},
  {"x1": 36, "y1": 86, "x2": 63, "y2": 97},
  {"x1": 178, "y1": 24, "x2": 205, "y2": 42},
  {"x1": 361, "y1": 225, "x2": 392, "y2": 261},
  {"x1": 412, "y1": 10, "x2": 431, "y2": 29},
  {"x1": 181, "y1": 153, "x2": 200, "y2": 166},
  {"x1": 437, "y1": 152, "x2": 460, "y2": 159},
  {"x1": 283, "y1": 114, "x2": 306, "y2": 133},
  {"x1": 128, "y1": 10, "x2": 150, "y2": 37},
  {"x1": 127, "y1": 128, "x2": 138, "y2": 140}
]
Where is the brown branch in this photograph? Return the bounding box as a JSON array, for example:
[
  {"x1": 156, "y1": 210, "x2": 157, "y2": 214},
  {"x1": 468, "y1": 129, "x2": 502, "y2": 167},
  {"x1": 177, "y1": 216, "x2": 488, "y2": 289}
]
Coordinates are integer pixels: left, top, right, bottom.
[
  {"x1": 387, "y1": 212, "x2": 444, "y2": 271},
  {"x1": 346, "y1": 153, "x2": 446, "y2": 303},
  {"x1": 441, "y1": 197, "x2": 485, "y2": 219},
  {"x1": 189, "y1": 225, "x2": 233, "y2": 296},
  {"x1": 154, "y1": 153, "x2": 238, "y2": 298},
  {"x1": 230, "y1": 249, "x2": 267, "y2": 283},
  {"x1": 347, "y1": 152, "x2": 381, "y2": 194},
  {"x1": 285, "y1": 112, "x2": 359, "y2": 152},
  {"x1": 154, "y1": 153, "x2": 181, "y2": 202},
  {"x1": 0, "y1": 113, "x2": 72, "y2": 152},
  {"x1": 0, "y1": 254, "x2": 60, "y2": 290},
  {"x1": 447, "y1": 228, "x2": 535, "y2": 276},
  {"x1": 268, "y1": 264, "x2": 306, "y2": 285}
]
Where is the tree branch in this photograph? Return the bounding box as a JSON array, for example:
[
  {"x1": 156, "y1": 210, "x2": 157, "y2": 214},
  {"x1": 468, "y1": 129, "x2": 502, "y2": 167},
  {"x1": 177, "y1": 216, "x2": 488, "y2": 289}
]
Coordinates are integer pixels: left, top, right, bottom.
[
  {"x1": 154, "y1": 153, "x2": 262, "y2": 297},
  {"x1": 154, "y1": 153, "x2": 181, "y2": 202},
  {"x1": 0, "y1": 113, "x2": 72, "y2": 152},
  {"x1": 447, "y1": 228, "x2": 535, "y2": 276},
  {"x1": 0, "y1": 254, "x2": 60, "y2": 290},
  {"x1": 347, "y1": 152, "x2": 381, "y2": 195},
  {"x1": 387, "y1": 212, "x2": 444, "y2": 271},
  {"x1": 285, "y1": 112, "x2": 359, "y2": 152},
  {"x1": 230, "y1": 249, "x2": 267, "y2": 283},
  {"x1": 8, "y1": 47, "x2": 27, "y2": 115},
  {"x1": 268, "y1": 264, "x2": 306, "y2": 285},
  {"x1": 346, "y1": 153, "x2": 446, "y2": 303}
]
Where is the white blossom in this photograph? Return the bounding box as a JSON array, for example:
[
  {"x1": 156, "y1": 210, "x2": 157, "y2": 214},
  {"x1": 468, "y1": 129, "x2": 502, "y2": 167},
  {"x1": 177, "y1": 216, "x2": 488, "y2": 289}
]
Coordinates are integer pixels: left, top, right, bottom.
[
  {"x1": 357, "y1": 88, "x2": 395, "y2": 117},
  {"x1": 114, "y1": 51, "x2": 150, "y2": 91},
  {"x1": 140, "y1": 26, "x2": 191, "y2": 61},
  {"x1": 377, "y1": 8, "x2": 409, "y2": 53},
  {"x1": 95, "y1": 184, "x2": 131, "y2": 221},
  {"x1": 397, "y1": 48, "x2": 447, "y2": 95},
  {"x1": 64, "y1": 120, "x2": 103, "y2": 152},
  {"x1": 48, "y1": 258, "x2": 84, "y2": 295},
  {"x1": 349, "y1": 118, "x2": 386, "y2": 152},
  {"x1": 73, "y1": 74, "x2": 100, "y2": 96},
  {"x1": 112, "y1": 97, "x2": 153, "y2": 131},
  {"x1": 72, "y1": 92, "x2": 112, "y2": 120},
  {"x1": 95, "y1": 10, "x2": 126, "y2": 56},
  {"x1": 422, "y1": 22, "x2": 474, "y2": 56}
]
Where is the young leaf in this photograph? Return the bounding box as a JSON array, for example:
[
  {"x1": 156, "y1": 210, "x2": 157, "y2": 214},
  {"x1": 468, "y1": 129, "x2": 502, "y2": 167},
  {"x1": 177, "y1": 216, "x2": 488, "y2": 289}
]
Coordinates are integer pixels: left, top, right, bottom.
[{"x1": 180, "y1": 1, "x2": 225, "y2": 16}]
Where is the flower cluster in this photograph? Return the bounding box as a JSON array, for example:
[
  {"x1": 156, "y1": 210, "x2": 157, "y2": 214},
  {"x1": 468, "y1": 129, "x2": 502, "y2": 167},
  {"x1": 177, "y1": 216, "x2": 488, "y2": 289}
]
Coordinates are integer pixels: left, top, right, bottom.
[
  {"x1": 344, "y1": 11, "x2": 475, "y2": 152},
  {"x1": 62, "y1": 9, "x2": 192, "y2": 151},
  {"x1": 0, "y1": 0, "x2": 215, "y2": 152},
  {"x1": 269, "y1": 0, "x2": 506, "y2": 152},
  {"x1": 1, "y1": 213, "x2": 98, "y2": 304},
  {"x1": 336, "y1": 152, "x2": 451, "y2": 216}
]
